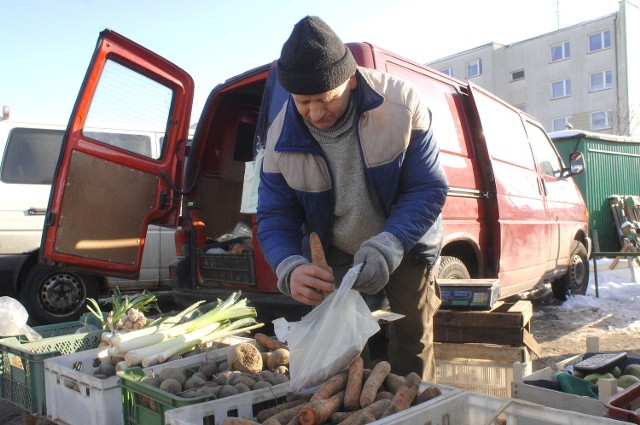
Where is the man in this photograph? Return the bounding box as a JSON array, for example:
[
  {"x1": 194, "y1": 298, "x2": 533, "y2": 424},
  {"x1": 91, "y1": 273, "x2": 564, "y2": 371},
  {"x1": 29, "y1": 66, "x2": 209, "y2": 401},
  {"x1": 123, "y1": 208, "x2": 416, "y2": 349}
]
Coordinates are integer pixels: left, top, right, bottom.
[{"x1": 256, "y1": 16, "x2": 449, "y2": 380}]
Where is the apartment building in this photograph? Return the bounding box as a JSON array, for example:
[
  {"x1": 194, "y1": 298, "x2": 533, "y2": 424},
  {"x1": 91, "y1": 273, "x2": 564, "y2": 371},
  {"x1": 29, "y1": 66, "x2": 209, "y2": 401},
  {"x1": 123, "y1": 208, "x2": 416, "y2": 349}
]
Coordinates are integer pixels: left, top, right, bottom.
[{"x1": 426, "y1": 1, "x2": 640, "y2": 137}]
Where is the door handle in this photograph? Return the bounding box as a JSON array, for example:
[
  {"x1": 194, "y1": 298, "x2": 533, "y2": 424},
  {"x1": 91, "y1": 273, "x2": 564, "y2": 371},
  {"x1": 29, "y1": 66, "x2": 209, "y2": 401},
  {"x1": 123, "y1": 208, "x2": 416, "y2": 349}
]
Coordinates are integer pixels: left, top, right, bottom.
[
  {"x1": 538, "y1": 177, "x2": 547, "y2": 196},
  {"x1": 26, "y1": 207, "x2": 47, "y2": 216}
]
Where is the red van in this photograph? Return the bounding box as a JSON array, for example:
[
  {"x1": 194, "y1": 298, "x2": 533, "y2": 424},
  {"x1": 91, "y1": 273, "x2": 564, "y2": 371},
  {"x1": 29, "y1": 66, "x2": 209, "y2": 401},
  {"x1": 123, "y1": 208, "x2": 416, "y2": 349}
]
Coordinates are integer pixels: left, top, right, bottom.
[{"x1": 41, "y1": 30, "x2": 590, "y2": 319}]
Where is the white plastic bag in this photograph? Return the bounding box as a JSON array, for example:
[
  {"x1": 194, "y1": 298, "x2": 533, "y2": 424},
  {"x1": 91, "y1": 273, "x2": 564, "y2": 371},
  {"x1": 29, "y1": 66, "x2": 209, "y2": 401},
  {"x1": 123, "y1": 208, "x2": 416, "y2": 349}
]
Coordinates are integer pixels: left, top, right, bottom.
[
  {"x1": 0, "y1": 296, "x2": 42, "y2": 340},
  {"x1": 240, "y1": 148, "x2": 264, "y2": 214},
  {"x1": 273, "y1": 264, "x2": 380, "y2": 393}
]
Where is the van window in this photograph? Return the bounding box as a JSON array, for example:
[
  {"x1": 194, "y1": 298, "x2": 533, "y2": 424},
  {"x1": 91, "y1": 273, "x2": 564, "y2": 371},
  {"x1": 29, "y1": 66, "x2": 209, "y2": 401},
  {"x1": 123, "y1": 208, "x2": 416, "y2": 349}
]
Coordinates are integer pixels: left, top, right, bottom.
[
  {"x1": 83, "y1": 59, "x2": 172, "y2": 159},
  {"x1": 525, "y1": 121, "x2": 562, "y2": 178},
  {"x1": 1, "y1": 127, "x2": 63, "y2": 184},
  {"x1": 472, "y1": 91, "x2": 534, "y2": 170}
]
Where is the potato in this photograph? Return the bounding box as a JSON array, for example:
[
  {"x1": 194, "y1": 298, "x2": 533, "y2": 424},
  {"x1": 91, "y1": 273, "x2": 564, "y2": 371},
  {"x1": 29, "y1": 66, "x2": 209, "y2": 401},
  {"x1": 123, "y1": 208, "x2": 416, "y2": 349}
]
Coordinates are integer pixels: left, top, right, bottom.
[
  {"x1": 227, "y1": 343, "x2": 263, "y2": 374},
  {"x1": 267, "y1": 348, "x2": 289, "y2": 371}
]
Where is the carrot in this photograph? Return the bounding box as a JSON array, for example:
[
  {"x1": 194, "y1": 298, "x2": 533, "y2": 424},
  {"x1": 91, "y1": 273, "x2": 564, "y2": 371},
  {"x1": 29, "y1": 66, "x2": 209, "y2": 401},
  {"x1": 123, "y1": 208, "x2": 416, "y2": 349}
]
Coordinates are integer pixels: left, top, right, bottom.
[
  {"x1": 285, "y1": 392, "x2": 313, "y2": 403},
  {"x1": 359, "y1": 361, "x2": 391, "y2": 407},
  {"x1": 374, "y1": 391, "x2": 394, "y2": 401},
  {"x1": 262, "y1": 403, "x2": 308, "y2": 425},
  {"x1": 341, "y1": 412, "x2": 377, "y2": 425},
  {"x1": 222, "y1": 418, "x2": 261, "y2": 425},
  {"x1": 330, "y1": 411, "x2": 355, "y2": 423},
  {"x1": 310, "y1": 232, "x2": 331, "y2": 273},
  {"x1": 299, "y1": 390, "x2": 345, "y2": 425},
  {"x1": 343, "y1": 357, "x2": 364, "y2": 411},
  {"x1": 338, "y1": 399, "x2": 391, "y2": 425},
  {"x1": 310, "y1": 371, "x2": 348, "y2": 401},
  {"x1": 383, "y1": 373, "x2": 405, "y2": 393},
  {"x1": 413, "y1": 386, "x2": 442, "y2": 405},
  {"x1": 256, "y1": 399, "x2": 307, "y2": 423},
  {"x1": 255, "y1": 333, "x2": 289, "y2": 351},
  {"x1": 381, "y1": 372, "x2": 421, "y2": 418}
]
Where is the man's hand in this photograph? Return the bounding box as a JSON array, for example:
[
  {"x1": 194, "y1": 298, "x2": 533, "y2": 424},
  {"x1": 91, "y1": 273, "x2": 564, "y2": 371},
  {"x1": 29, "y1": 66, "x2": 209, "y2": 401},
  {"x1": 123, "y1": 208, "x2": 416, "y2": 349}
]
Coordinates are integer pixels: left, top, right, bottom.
[
  {"x1": 353, "y1": 245, "x2": 389, "y2": 294},
  {"x1": 289, "y1": 264, "x2": 335, "y2": 305}
]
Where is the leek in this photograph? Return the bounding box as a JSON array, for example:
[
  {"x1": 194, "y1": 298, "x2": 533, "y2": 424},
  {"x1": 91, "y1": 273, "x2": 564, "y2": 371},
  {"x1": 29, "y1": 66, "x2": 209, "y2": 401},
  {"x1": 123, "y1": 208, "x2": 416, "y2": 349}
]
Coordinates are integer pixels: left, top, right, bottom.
[{"x1": 113, "y1": 291, "x2": 260, "y2": 367}]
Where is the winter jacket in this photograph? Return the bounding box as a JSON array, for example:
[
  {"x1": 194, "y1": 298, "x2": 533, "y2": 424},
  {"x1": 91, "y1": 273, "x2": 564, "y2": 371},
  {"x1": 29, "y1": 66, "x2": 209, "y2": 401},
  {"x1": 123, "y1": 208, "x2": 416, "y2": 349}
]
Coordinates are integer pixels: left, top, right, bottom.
[{"x1": 256, "y1": 67, "x2": 449, "y2": 271}]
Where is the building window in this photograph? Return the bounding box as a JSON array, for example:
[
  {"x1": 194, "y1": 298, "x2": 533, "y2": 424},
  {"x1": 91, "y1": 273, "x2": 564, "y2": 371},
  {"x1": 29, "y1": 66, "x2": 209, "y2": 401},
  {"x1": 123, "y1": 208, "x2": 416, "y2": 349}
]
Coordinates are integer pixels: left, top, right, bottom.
[
  {"x1": 511, "y1": 70, "x2": 525, "y2": 81},
  {"x1": 440, "y1": 67, "x2": 453, "y2": 77},
  {"x1": 589, "y1": 30, "x2": 611, "y2": 52},
  {"x1": 550, "y1": 41, "x2": 570, "y2": 62},
  {"x1": 552, "y1": 117, "x2": 572, "y2": 132},
  {"x1": 551, "y1": 79, "x2": 571, "y2": 99},
  {"x1": 467, "y1": 59, "x2": 482, "y2": 78},
  {"x1": 590, "y1": 70, "x2": 613, "y2": 91},
  {"x1": 591, "y1": 111, "x2": 612, "y2": 130}
]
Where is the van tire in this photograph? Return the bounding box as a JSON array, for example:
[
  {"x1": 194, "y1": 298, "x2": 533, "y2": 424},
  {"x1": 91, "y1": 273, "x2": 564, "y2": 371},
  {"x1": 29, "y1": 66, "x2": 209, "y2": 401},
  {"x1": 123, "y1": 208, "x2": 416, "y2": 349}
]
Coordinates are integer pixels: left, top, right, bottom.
[
  {"x1": 551, "y1": 241, "x2": 589, "y2": 301},
  {"x1": 21, "y1": 265, "x2": 98, "y2": 324},
  {"x1": 437, "y1": 256, "x2": 471, "y2": 279}
]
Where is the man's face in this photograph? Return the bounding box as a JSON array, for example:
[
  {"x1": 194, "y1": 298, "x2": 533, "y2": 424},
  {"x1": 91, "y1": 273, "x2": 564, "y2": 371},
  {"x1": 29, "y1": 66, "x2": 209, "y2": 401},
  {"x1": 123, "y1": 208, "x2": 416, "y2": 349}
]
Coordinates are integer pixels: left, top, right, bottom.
[{"x1": 291, "y1": 74, "x2": 357, "y2": 130}]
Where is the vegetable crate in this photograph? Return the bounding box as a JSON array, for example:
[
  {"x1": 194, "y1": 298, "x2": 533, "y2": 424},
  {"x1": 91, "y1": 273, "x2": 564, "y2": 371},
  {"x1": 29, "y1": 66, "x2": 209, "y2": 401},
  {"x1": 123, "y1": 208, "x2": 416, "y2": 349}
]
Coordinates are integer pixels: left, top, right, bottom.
[
  {"x1": 44, "y1": 336, "x2": 251, "y2": 425},
  {"x1": 119, "y1": 338, "x2": 270, "y2": 425},
  {"x1": 163, "y1": 381, "x2": 460, "y2": 425},
  {"x1": 200, "y1": 251, "x2": 256, "y2": 285},
  {"x1": 0, "y1": 320, "x2": 102, "y2": 416},
  {"x1": 433, "y1": 300, "x2": 537, "y2": 397},
  {"x1": 369, "y1": 391, "x2": 628, "y2": 425},
  {"x1": 434, "y1": 342, "x2": 531, "y2": 397},
  {"x1": 512, "y1": 351, "x2": 640, "y2": 417}
]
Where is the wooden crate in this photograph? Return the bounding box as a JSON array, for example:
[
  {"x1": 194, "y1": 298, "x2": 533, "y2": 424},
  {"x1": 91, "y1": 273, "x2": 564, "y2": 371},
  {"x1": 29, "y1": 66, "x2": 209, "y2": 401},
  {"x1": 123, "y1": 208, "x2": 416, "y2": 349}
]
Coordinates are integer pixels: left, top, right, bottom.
[{"x1": 434, "y1": 300, "x2": 541, "y2": 356}]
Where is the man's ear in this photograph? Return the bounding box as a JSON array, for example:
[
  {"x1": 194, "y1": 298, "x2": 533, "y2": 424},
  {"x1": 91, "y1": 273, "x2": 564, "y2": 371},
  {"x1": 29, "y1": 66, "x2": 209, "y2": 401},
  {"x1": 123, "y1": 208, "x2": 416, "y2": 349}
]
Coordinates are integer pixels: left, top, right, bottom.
[{"x1": 348, "y1": 73, "x2": 357, "y2": 90}]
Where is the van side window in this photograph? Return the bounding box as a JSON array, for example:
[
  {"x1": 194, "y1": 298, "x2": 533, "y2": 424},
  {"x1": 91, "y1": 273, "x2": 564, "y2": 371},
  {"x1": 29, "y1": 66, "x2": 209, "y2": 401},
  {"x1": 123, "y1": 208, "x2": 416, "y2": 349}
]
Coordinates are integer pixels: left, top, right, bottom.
[
  {"x1": 472, "y1": 91, "x2": 534, "y2": 170},
  {"x1": 1, "y1": 128, "x2": 64, "y2": 184},
  {"x1": 83, "y1": 59, "x2": 172, "y2": 160},
  {"x1": 525, "y1": 121, "x2": 562, "y2": 178}
]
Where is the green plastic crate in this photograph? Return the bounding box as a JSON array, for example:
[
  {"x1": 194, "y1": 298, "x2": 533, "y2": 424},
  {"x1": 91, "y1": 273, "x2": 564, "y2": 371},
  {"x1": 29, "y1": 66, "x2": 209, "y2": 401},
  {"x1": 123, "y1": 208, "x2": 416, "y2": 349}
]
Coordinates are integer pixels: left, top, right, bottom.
[
  {"x1": 119, "y1": 345, "x2": 286, "y2": 425},
  {"x1": 0, "y1": 320, "x2": 102, "y2": 415},
  {"x1": 120, "y1": 361, "x2": 227, "y2": 425}
]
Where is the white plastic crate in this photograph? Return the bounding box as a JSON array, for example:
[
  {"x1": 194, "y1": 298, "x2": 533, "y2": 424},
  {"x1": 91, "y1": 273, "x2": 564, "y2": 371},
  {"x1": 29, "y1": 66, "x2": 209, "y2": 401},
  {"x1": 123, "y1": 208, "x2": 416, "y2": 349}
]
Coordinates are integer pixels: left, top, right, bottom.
[
  {"x1": 164, "y1": 381, "x2": 460, "y2": 425},
  {"x1": 436, "y1": 358, "x2": 531, "y2": 397},
  {"x1": 373, "y1": 391, "x2": 629, "y2": 425},
  {"x1": 43, "y1": 336, "x2": 251, "y2": 425},
  {"x1": 512, "y1": 351, "x2": 640, "y2": 417}
]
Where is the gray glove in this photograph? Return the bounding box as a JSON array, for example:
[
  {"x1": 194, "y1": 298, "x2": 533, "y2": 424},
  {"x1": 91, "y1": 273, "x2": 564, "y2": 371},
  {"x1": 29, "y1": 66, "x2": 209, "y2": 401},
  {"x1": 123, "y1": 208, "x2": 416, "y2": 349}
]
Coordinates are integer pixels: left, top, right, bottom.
[
  {"x1": 353, "y1": 245, "x2": 389, "y2": 294},
  {"x1": 353, "y1": 232, "x2": 404, "y2": 294}
]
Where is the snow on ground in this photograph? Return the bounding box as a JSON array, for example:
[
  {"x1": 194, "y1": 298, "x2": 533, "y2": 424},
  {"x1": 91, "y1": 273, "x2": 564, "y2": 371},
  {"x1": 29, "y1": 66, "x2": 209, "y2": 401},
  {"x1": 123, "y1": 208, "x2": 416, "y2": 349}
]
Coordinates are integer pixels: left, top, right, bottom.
[{"x1": 554, "y1": 258, "x2": 640, "y2": 333}]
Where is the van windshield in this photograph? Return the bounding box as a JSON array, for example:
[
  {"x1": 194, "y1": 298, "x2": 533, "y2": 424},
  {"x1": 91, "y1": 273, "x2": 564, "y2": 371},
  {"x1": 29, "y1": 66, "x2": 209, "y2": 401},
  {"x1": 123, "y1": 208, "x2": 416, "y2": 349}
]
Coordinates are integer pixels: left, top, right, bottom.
[{"x1": 1, "y1": 127, "x2": 63, "y2": 184}]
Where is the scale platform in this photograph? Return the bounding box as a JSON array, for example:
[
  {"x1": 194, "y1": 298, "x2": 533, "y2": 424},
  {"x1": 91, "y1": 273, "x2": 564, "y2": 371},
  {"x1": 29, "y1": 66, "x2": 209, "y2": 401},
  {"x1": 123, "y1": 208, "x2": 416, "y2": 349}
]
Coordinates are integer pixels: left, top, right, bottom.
[{"x1": 437, "y1": 278, "x2": 500, "y2": 310}]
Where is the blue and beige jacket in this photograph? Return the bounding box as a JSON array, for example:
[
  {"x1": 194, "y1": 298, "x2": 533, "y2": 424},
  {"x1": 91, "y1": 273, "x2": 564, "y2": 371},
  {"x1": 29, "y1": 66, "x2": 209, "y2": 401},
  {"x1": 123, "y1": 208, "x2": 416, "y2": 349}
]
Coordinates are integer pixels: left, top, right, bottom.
[{"x1": 256, "y1": 67, "x2": 449, "y2": 271}]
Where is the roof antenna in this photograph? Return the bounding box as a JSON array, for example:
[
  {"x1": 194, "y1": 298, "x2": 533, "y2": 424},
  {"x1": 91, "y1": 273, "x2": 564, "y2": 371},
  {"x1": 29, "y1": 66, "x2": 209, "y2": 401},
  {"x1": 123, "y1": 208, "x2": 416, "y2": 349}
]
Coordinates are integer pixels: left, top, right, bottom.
[{"x1": 555, "y1": 0, "x2": 561, "y2": 30}]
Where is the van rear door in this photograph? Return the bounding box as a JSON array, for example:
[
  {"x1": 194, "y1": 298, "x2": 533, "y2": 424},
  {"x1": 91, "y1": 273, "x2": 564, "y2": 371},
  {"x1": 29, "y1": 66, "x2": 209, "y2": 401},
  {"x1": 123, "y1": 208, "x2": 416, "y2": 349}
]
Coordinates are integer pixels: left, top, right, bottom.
[{"x1": 41, "y1": 29, "x2": 193, "y2": 279}]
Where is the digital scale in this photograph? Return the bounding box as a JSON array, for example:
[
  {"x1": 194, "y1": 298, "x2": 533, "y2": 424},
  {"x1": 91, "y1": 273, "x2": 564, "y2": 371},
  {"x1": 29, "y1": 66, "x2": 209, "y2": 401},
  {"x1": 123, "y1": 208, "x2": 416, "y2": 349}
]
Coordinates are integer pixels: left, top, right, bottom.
[{"x1": 437, "y1": 278, "x2": 500, "y2": 310}]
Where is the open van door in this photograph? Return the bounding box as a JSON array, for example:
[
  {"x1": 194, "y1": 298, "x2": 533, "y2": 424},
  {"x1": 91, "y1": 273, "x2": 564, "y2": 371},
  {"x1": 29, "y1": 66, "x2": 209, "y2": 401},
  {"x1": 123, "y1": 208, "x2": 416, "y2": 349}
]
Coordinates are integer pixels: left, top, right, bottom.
[
  {"x1": 41, "y1": 29, "x2": 193, "y2": 279},
  {"x1": 466, "y1": 83, "x2": 551, "y2": 296}
]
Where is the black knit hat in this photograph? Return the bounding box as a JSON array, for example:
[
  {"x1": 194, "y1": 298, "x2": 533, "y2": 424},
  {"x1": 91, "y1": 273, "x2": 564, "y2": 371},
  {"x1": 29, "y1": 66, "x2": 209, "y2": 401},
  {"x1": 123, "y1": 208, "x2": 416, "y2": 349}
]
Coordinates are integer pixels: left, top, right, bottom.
[{"x1": 278, "y1": 16, "x2": 357, "y2": 95}]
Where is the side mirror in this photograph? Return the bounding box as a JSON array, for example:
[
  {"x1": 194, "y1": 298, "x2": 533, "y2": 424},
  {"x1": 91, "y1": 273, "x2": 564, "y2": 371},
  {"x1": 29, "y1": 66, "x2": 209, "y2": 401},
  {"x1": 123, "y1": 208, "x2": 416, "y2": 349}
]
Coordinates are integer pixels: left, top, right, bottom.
[{"x1": 563, "y1": 151, "x2": 585, "y2": 177}]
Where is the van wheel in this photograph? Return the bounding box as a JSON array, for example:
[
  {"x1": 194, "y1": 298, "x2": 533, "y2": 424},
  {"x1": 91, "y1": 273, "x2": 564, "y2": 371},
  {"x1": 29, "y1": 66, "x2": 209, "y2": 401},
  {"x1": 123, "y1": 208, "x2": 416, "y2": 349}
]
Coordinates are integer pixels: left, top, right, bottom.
[
  {"x1": 21, "y1": 265, "x2": 98, "y2": 325},
  {"x1": 551, "y1": 241, "x2": 589, "y2": 301},
  {"x1": 437, "y1": 256, "x2": 471, "y2": 279}
]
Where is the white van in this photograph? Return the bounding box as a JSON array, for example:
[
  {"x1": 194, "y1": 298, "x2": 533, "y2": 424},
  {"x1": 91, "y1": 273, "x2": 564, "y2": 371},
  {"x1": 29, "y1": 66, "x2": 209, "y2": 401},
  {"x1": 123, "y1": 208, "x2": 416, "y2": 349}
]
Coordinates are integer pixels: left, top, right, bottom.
[{"x1": 0, "y1": 116, "x2": 177, "y2": 324}]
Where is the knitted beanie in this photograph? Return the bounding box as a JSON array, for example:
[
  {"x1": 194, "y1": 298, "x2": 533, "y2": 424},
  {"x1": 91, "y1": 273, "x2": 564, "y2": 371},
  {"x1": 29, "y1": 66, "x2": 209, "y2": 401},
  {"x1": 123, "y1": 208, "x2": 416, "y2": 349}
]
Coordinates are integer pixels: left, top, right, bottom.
[{"x1": 278, "y1": 16, "x2": 357, "y2": 95}]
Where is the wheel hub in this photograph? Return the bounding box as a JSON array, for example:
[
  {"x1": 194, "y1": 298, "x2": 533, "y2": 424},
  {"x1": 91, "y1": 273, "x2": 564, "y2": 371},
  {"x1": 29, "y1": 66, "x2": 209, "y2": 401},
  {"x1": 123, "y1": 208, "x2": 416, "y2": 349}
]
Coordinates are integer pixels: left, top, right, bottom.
[
  {"x1": 568, "y1": 254, "x2": 586, "y2": 292},
  {"x1": 40, "y1": 273, "x2": 84, "y2": 313}
]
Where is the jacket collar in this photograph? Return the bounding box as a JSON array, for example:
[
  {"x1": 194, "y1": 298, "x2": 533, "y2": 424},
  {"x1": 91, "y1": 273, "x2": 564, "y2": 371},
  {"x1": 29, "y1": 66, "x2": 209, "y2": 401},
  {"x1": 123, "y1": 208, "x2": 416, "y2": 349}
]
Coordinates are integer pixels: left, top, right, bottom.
[{"x1": 276, "y1": 69, "x2": 385, "y2": 152}]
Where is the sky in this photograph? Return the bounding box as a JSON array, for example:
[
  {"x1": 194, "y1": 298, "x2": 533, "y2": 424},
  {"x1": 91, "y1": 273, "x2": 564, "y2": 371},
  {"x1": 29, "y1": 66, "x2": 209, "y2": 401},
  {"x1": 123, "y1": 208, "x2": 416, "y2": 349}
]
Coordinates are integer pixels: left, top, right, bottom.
[
  {"x1": 546, "y1": 258, "x2": 640, "y2": 333},
  {"x1": 1, "y1": 0, "x2": 621, "y2": 126}
]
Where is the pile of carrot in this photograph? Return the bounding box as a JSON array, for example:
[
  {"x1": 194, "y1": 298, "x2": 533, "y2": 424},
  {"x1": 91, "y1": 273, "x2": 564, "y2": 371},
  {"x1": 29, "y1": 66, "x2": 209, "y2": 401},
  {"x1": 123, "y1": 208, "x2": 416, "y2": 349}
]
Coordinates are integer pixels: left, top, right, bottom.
[{"x1": 221, "y1": 358, "x2": 442, "y2": 425}]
